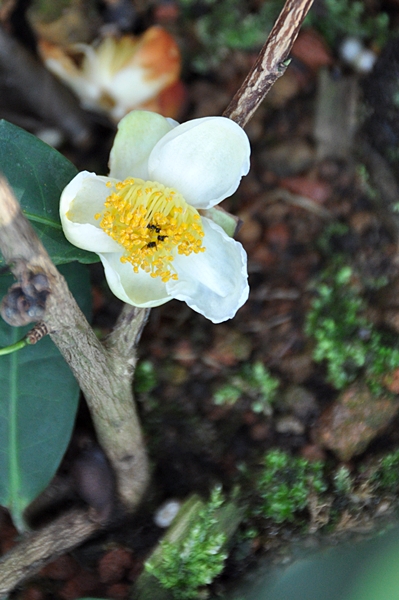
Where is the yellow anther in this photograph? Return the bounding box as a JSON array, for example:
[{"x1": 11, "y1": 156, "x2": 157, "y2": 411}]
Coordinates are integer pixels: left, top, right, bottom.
[{"x1": 95, "y1": 177, "x2": 205, "y2": 281}]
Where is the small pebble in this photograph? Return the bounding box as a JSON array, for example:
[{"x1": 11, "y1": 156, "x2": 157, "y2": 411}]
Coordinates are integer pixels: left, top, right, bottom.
[
  {"x1": 36, "y1": 127, "x2": 64, "y2": 148},
  {"x1": 339, "y1": 37, "x2": 377, "y2": 73},
  {"x1": 375, "y1": 499, "x2": 392, "y2": 517},
  {"x1": 249, "y1": 422, "x2": 271, "y2": 441},
  {"x1": 280, "y1": 385, "x2": 318, "y2": 420},
  {"x1": 339, "y1": 37, "x2": 363, "y2": 63},
  {"x1": 98, "y1": 547, "x2": 133, "y2": 584},
  {"x1": 275, "y1": 415, "x2": 305, "y2": 435},
  {"x1": 301, "y1": 444, "x2": 326, "y2": 462},
  {"x1": 312, "y1": 383, "x2": 399, "y2": 460},
  {"x1": 18, "y1": 587, "x2": 44, "y2": 600},
  {"x1": 106, "y1": 583, "x2": 130, "y2": 599},
  {"x1": 154, "y1": 499, "x2": 181, "y2": 528},
  {"x1": 279, "y1": 353, "x2": 314, "y2": 384},
  {"x1": 354, "y1": 49, "x2": 377, "y2": 73},
  {"x1": 40, "y1": 555, "x2": 78, "y2": 580},
  {"x1": 350, "y1": 211, "x2": 377, "y2": 235},
  {"x1": 58, "y1": 570, "x2": 99, "y2": 600}
]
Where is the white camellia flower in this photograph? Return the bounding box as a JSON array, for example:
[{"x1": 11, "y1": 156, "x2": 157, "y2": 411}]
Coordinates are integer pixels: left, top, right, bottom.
[
  {"x1": 60, "y1": 110, "x2": 250, "y2": 323},
  {"x1": 40, "y1": 28, "x2": 183, "y2": 122}
]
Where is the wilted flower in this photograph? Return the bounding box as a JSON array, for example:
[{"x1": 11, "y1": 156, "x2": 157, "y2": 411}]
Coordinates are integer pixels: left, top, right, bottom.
[
  {"x1": 60, "y1": 111, "x2": 250, "y2": 323},
  {"x1": 39, "y1": 27, "x2": 183, "y2": 122}
]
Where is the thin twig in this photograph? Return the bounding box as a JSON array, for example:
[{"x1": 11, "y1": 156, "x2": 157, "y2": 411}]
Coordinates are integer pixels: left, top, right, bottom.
[
  {"x1": 223, "y1": 0, "x2": 315, "y2": 127},
  {"x1": 106, "y1": 303, "x2": 150, "y2": 358}
]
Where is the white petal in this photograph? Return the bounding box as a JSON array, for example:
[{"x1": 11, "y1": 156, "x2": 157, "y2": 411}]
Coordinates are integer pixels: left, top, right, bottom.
[
  {"x1": 46, "y1": 60, "x2": 99, "y2": 106},
  {"x1": 166, "y1": 217, "x2": 249, "y2": 323},
  {"x1": 99, "y1": 252, "x2": 171, "y2": 308},
  {"x1": 109, "y1": 110, "x2": 175, "y2": 180},
  {"x1": 60, "y1": 171, "x2": 121, "y2": 253},
  {"x1": 148, "y1": 116, "x2": 250, "y2": 209},
  {"x1": 110, "y1": 67, "x2": 165, "y2": 107},
  {"x1": 166, "y1": 117, "x2": 179, "y2": 128}
]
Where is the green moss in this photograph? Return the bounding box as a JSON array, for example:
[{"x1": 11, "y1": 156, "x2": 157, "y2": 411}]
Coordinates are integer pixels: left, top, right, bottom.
[
  {"x1": 134, "y1": 360, "x2": 158, "y2": 393},
  {"x1": 368, "y1": 337, "x2": 399, "y2": 377},
  {"x1": 305, "y1": 263, "x2": 399, "y2": 390},
  {"x1": 316, "y1": 222, "x2": 350, "y2": 255},
  {"x1": 214, "y1": 384, "x2": 242, "y2": 406},
  {"x1": 306, "y1": 265, "x2": 367, "y2": 388},
  {"x1": 306, "y1": 0, "x2": 390, "y2": 47},
  {"x1": 356, "y1": 164, "x2": 378, "y2": 201},
  {"x1": 145, "y1": 487, "x2": 229, "y2": 599},
  {"x1": 333, "y1": 466, "x2": 353, "y2": 495},
  {"x1": 213, "y1": 362, "x2": 279, "y2": 415},
  {"x1": 243, "y1": 362, "x2": 280, "y2": 413},
  {"x1": 180, "y1": 0, "x2": 282, "y2": 71},
  {"x1": 254, "y1": 450, "x2": 327, "y2": 524},
  {"x1": 371, "y1": 449, "x2": 399, "y2": 491}
]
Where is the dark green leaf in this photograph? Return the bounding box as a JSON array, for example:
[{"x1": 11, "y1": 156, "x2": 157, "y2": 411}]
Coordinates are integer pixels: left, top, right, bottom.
[
  {"x1": 0, "y1": 120, "x2": 98, "y2": 266},
  {"x1": 0, "y1": 262, "x2": 92, "y2": 530}
]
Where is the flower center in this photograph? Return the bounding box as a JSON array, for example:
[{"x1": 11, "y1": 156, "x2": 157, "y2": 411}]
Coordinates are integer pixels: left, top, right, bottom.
[{"x1": 95, "y1": 177, "x2": 205, "y2": 282}]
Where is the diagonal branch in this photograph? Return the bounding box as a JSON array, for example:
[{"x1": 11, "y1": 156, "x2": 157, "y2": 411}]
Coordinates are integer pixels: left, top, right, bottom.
[
  {"x1": 223, "y1": 0, "x2": 315, "y2": 127},
  {"x1": 0, "y1": 508, "x2": 99, "y2": 597}
]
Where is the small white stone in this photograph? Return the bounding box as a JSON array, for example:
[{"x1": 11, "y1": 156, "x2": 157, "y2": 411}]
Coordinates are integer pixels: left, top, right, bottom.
[
  {"x1": 275, "y1": 415, "x2": 305, "y2": 435},
  {"x1": 339, "y1": 37, "x2": 377, "y2": 73},
  {"x1": 354, "y1": 49, "x2": 377, "y2": 73},
  {"x1": 36, "y1": 127, "x2": 64, "y2": 148},
  {"x1": 340, "y1": 37, "x2": 363, "y2": 64},
  {"x1": 154, "y1": 499, "x2": 181, "y2": 528}
]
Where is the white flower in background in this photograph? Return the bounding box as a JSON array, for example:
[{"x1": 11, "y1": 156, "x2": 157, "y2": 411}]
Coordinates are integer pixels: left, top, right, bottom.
[
  {"x1": 60, "y1": 110, "x2": 250, "y2": 323},
  {"x1": 39, "y1": 27, "x2": 183, "y2": 122}
]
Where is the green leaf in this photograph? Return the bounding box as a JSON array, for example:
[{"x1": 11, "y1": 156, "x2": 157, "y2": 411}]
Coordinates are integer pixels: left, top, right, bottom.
[
  {"x1": 0, "y1": 120, "x2": 98, "y2": 266},
  {"x1": 0, "y1": 262, "x2": 92, "y2": 530}
]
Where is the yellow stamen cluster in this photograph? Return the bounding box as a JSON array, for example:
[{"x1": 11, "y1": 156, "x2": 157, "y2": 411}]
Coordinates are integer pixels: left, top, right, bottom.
[{"x1": 95, "y1": 177, "x2": 205, "y2": 282}]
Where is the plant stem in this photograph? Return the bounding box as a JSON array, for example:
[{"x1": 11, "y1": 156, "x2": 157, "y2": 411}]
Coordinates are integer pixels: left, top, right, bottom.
[{"x1": 0, "y1": 337, "x2": 28, "y2": 355}]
